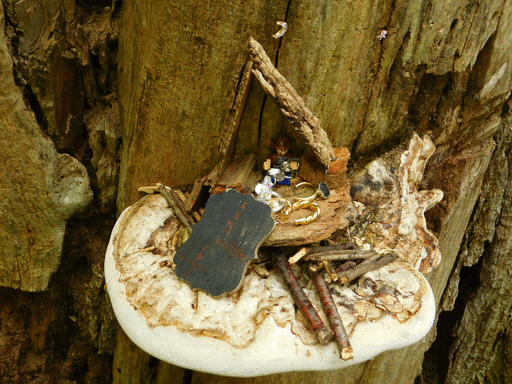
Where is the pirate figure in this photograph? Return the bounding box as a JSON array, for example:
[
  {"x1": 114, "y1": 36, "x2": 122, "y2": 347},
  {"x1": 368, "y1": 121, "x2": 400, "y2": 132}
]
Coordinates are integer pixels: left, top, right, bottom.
[{"x1": 263, "y1": 135, "x2": 300, "y2": 186}]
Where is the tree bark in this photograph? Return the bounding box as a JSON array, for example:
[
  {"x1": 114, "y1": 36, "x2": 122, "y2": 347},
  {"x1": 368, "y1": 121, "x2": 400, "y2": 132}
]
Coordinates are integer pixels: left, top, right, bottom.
[{"x1": 1, "y1": 0, "x2": 512, "y2": 383}]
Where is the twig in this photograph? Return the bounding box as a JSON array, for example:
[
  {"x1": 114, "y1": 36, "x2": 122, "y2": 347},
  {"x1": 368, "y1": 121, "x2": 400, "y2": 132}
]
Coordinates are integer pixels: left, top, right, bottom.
[
  {"x1": 311, "y1": 269, "x2": 353, "y2": 360},
  {"x1": 171, "y1": 189, "x2": 202, "y2": 222},
  {"x1": 309, "y1": 260, "x2": 338, "y2": 282},
  {"x1": 273, "y1": 253, "x2": 332, "y2": 345},
  {"x1": 186, "y1": 175, "x2": 207, "y2": 212},
  {"x1": 169, "y1": 188, "x2": 196, "y2": 225},
  {"x1": 305, "y1": 248, "x2": 377, "y2": 262},
  {"x1": 321, "y1": 260, "x2": 339, "y2": 282},
  {"x1": 173, "y1": 189, "x2": 188, "y2": 204},
  {"x1": 157, "y1": 184, "x2": 193, "y2": 235},
  {"x1": 248, "y1": 37, "x2": 336, "y2": 170},
  {"x1": 138, "y1": 184, "x2": 203, "y2": 222},
  {"x1": 305, "y1": 243, "x2": 357, "y2": 254},
  {"x1": 288, "y1": 247, "x2": 308, "y2": 264},
  {"x1": 337, "y1": 252, "x2": 398, "y2": 286},
  {"x1": 333, "y1": 260, "x2": 357, "y2": 273}
]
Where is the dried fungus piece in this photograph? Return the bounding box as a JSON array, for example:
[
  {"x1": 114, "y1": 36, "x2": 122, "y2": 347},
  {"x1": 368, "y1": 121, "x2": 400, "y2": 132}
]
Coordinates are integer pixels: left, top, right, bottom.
[{"x1": 349, "y1": 134, "x2": 443, "y2": 273}]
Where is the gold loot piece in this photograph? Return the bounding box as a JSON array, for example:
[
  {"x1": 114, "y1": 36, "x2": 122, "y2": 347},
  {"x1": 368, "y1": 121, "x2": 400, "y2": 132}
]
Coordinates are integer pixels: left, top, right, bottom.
[
  {"x1": 266, "y1": 182, "x2": 329, "y2": 225},
  {"x1": 278, "y1": 191, "x2": 323, "y2": 226},
  {"x1": 291, "y1": 201, "x2": 320, "y2": 225},
  {"x1": 295, "y1": 182, "x2": 331, "y2": 203}
]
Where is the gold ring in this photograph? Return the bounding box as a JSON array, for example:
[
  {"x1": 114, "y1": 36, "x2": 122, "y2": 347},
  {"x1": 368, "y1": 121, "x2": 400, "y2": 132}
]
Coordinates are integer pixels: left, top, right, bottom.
[
  {"x1": 277, "y1": 199, "x2": 293, "y2": 221},
  {"x1": 294, "y1": 182, "x2": 318, "y2": 203},
  {"x1": 292, "y1": 201, "x2": 320, "y2": 225}
]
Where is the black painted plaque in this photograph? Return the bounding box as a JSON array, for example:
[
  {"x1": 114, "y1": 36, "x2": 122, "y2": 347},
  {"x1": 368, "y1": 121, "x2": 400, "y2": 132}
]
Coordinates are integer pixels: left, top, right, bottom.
[{"x1": 174, "y1": 189, "x2": 275, "y2": 297}]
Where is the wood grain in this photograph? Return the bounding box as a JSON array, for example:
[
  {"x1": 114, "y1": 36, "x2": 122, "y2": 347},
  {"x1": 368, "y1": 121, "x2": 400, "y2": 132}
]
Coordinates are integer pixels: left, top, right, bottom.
[
  {"x1": 0, "y1": 9, "x2": 92, "y2": 291},
  {"x1": 248, "y1": 37, "x2": 336, "y2": 169}
]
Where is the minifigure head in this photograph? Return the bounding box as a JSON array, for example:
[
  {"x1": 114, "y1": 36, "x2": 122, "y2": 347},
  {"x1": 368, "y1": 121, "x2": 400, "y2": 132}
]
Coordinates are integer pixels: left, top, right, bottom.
[
  {"x1": 276, "y1": 147, "x2": 288, "y2": 156},
  {"x1": 270, "y1": 135, "x2": 295, "y2": 156}
]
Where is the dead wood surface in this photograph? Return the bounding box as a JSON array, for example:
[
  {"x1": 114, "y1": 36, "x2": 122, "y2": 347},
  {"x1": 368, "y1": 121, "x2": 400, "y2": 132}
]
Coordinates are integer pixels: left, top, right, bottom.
[
  {"x1": 0, "y1": 2, "x2": 93, "y2": 291},
  {"x1": 438, "y1": 118, "x2": 512, "y2": 384},
  {"x1": 263, "y1": 185, "x2": 351, "y2": 247},
  {"x1": 0, "y1": 0, "x2": 119, "y2": 382},
  {"x1": 206, "y1": 57, "x2": 254, "y2": 187},
  {"x1": 114, "y1": 0, "x2": 512, "y2": 382},
  {"x1": 2, "y1": 0, "x2": 512, "y2": 383},
  {"x1": 248, "y1": 37, "x2": 336, "y2": 169}
]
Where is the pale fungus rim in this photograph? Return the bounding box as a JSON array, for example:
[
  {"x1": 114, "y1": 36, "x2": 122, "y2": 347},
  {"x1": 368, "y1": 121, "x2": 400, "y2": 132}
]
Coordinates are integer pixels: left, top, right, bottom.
[{"x1": 105, "y1": 197, "x2": 436, "y2": 377}]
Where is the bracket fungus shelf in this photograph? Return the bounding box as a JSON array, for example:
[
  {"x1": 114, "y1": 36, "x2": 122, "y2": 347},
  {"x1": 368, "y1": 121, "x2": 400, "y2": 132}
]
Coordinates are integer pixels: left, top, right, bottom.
[{"x1": 105, "y1": 134, "x2": 442, "y2": 377}]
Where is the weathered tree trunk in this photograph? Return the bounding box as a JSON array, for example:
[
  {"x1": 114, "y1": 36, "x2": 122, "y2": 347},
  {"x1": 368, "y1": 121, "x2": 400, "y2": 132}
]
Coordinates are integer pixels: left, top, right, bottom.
[{"x1": 1, "y1": 0, "x2": 512, "y2": 383}]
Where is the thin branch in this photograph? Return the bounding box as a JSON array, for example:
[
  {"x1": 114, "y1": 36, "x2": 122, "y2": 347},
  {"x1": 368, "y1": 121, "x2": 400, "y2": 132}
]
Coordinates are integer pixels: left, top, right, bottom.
[
  {"x1": 157, "y1": 184, "x2": 194, "y2": 235},
  {"x1": 337, "y1": 252, "x2": 398, "y2": 286},
  {"x1": 169, "y1": 188, "x2": 196, "y2": 224},
  {"x1": 305, "y1": 243, "x2": 357, "y2": 254},
  {"x1": 305, "y1": 248, "x2": 377, "y2": 262},
  {"x1": 272, "y1": 253, "x2": 332, "y2": 345},
  {"x1": 311, "y1": 269, "x2": 353, "y2": 360},
  {"x1": 333, "y1": 261, "x2": 357, "y2": 273}
]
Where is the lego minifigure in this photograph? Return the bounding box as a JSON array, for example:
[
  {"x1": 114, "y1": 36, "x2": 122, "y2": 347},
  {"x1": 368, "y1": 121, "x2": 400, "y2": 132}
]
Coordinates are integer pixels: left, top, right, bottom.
[{"x1": 263, "y1": 135, "x2": 299, "y2": 186}]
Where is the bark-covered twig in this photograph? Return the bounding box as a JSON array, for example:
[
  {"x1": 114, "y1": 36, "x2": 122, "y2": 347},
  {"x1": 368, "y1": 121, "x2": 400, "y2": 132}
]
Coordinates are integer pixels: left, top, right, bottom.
[
  {"x1": 273, "y1": 253, "x2": 332, "y2": 345},
  {"x1": 288, "y1": 247, "x2": 308, "y2": 264},
  {"x1": 305, "y1": 248, "x2": 377, "y2": 262},
  {"x1": 309, "y1": 260, "x2": 338, "y2": 282},
  {"x1": 248, "y1": 37, "x2": 336, "y2": 170},
  {"x1": 311, "y1": 269, "x2": 353, "y2": 360},
  {"x1": 333, "y1": 260, "x2": 357, "y2": 273},
  {"x1": 337, "y1": 252, "x2": 398, "y2": 285},
  {"x1": 305, "y1": 243, "x2": 357, "y2": 254},
  {"x1": 169, "y1": 188, "x2": 197, "y2": 223},
  {"x1": 174, "y1": 189, "x2": 203, "y2": 222},
  {"x1": 157, "y1": 184, "x2": 194, "y2": 234}
]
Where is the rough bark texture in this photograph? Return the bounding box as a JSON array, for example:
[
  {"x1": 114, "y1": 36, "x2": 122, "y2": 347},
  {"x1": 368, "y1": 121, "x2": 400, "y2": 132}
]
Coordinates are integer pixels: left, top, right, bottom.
[
  {"x1": 0, "y1": 1, "x2": 93, "y2": 291},
  {"x1": 1, "y1": 0, "x2": 120, "y2": 382},
  {"x1": 248, "y1": 36, "x2": 336, "y2": 169},
  {"x1": 2, "y1": 0, "x2": 512, "y2": 383}
]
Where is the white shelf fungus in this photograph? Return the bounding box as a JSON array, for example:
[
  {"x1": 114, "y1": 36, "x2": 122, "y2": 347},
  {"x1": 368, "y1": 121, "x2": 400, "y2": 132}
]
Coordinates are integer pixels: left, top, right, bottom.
[{"x1": 105, "y1": 134, "x2": 441, "y2": 377}]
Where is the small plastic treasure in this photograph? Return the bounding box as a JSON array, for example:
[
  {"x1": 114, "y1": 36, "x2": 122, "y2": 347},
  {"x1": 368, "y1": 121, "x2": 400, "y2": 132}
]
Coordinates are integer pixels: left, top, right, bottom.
[{"x1": 263, "y1": 135, "x2": 300, "y2": 186}]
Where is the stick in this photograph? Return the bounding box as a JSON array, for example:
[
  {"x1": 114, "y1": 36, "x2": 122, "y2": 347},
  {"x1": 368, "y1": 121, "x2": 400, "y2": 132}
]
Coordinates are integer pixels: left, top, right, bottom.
[
  {"x1": 171, "y1": 188, "x2": 202, "y2": 222},
  {"x1": 306, "y1": 243, "x2": 357, "y2": 254},
  {"x1": 248, "y1": 37, "x2": 336, "y2": 170},
  {"x1": 157, "y1": 184, "x2": 194, "y2": 235},
  {"x1": 337, "y1": 252, "x2": 398, "y2": 286},
  {"x1": 333, "y1": 261, "x2": 357, "y2": 273},
  {"x1": 169, "y1": 188, "x2": 196, "y2": 225},
  {"x1": 311, "y1": 269, "x2": 353, "y2": 360},
  {"x1": 305, "y1": 249, "x2": 377, "y2": 262},
  {"x1": 186, "y1": 175, "x2": 207, "y2": 212},
  {"x1": 273, "y1": 253, "x2": 332, "y2": 345},
  {"x1": 288, "y1": 247, "x2": 308, "y2": 264},
  {"x1": 309, "y1": 260, "x2": 338, "y2": 282},
  {"x1": 321, "y1": 260, "x2": 339, "y2": 282},
  {"x1": 173, "y1": 188, "x2": 188, "y2": 204}
]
